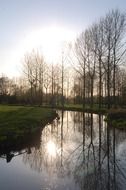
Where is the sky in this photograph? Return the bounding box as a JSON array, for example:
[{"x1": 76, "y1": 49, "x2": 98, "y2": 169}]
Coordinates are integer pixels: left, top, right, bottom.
[{"x1": 0, "y1": 0, "x2": 126, "y2": 77}]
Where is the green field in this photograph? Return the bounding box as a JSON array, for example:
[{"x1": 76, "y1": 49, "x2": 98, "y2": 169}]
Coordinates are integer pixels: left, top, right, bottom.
[{"x1": 0, "y1": 105, "x2": 57, "y2": 144}]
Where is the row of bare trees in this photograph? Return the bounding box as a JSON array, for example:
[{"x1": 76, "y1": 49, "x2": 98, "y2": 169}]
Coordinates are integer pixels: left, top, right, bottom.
[
  {"x1": 22, "y1": 49, "x2": 71, "y2": 106},
  {"x1": 74, "y1": 9, "x2": 126, "y2": 109}
]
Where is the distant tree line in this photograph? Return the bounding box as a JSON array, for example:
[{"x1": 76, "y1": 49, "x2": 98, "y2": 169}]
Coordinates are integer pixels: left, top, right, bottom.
[{"x1": 1, "y1": 9, "x2": 126, "y2": 109}]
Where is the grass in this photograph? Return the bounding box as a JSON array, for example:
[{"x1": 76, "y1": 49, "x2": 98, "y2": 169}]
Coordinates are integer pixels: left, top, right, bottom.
[
  {"x1": 0, "y1": 105, "x2": 57, "y2": 145},
  {"x1": 106, "y1": 109, "x2": 126, "y2": 129},
  {"x1": 64, "y1": 104, "x2": 107, "y2": 113},
  {"x1": 43, "y1": 103, "x2": 107, "y2": 114}
]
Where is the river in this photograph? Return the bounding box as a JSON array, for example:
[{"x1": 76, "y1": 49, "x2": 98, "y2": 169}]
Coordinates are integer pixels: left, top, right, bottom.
[{"x1": 0, "y1": 110, "x2": 126, "y2": 190}]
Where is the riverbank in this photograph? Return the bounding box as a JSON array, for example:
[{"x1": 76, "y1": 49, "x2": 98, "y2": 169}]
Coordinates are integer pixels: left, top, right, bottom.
[
  {"x1": 42, "y1": 104, "x2": 107, "y2": 114},
  {"x1": 0, "y1": 105, "x2": 57, "y2": 146},
  {"x1": 106, "y1": 109, "x2": 126, "y2": 129},
  {"x1": 46, "y1": 104, "x2": 126, "y2": 129}
]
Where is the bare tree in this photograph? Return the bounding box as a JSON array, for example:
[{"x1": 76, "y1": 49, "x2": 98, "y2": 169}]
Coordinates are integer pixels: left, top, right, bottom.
[
  {"x1": 111, "y1": 10, "x2": 126, "y2": 107},
  {"x1": 75, "y1": 31, "x2": 88, "y2": 108},
  {"x1": 23, "y1": 50, "x2": 46, "y2": 105}
]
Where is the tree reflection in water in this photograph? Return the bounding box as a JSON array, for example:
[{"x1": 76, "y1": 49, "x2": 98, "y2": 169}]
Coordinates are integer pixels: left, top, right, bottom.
[{"x1": 22, "y1": 111, "x2": 126, "y2": 190}]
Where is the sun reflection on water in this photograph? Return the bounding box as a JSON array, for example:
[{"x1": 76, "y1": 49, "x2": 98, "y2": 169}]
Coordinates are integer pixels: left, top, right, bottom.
[{"x1": 46, "y1": 140, "x2": 57, "y2": 157}]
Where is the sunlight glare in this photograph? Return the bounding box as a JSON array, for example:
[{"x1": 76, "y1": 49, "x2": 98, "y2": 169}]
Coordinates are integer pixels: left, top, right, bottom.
[{"x1": 23, "y1": 26, "x2": 75, "y2": 62}]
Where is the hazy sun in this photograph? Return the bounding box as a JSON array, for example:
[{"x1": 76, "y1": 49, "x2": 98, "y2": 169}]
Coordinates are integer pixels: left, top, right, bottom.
[{"x1": 23, "y1": 25, "x2": 75, "y2": 62}]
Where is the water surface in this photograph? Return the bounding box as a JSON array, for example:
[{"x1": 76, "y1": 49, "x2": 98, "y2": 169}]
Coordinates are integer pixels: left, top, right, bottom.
[{"x1": 0, "y1": 111, "x2": 126, "y2": 190}]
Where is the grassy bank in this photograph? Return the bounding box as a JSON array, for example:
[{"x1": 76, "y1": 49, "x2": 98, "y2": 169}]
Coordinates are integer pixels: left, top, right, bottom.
[
  {"x1": 0, "y1": 105, "x2": 57, "y2": 145},
  {"x1": 42, "y1": 104, "x2": 107, "y2": 114},
  {"x1": 65, "y1": 104, "x2": 107, "y2": 113},
  {"x1": 106, "y1": 109, "x2": 126, "y2": 129}
]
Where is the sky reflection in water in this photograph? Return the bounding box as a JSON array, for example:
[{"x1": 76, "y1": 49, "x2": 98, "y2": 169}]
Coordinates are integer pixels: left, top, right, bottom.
[{"x1": 0, "y1": 111, "x2": 126, "y2": 190}]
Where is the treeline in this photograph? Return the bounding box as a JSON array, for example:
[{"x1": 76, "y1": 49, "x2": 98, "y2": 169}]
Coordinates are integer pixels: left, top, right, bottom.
[
  {"x1": 74, "y1": 9, "x2": 126, "y2": 109},
  {"x1": 1, "y1": 9, "x2": 126, "y2": 109},
  {"x1": 0, "y1": 53, "x2": 71, "y2": 106}
]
